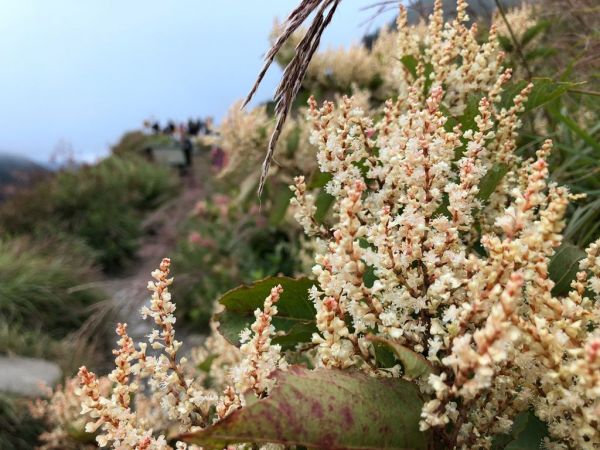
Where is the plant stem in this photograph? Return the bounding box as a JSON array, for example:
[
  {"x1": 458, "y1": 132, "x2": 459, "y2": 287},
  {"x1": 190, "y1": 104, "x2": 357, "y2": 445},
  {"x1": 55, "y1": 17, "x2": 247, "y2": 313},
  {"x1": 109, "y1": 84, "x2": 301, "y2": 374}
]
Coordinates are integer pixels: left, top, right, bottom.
[
  {"x1": 493, "y1": 0, "x2": 533, "y2": 79},
  {"x1": 568, "y1": 88, "x2": 600, "y2": 97}
]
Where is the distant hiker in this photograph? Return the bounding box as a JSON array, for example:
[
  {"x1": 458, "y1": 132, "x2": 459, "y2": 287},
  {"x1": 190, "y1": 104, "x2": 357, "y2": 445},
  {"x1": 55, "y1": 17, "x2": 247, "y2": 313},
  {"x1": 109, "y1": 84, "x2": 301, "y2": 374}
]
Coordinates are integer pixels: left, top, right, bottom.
[
  {"x1": 163, "y1": 121, "x2": 176, "y2": 134},
  {"x1": 187, "y1": 119, "x2": 201, "y2": 136}
]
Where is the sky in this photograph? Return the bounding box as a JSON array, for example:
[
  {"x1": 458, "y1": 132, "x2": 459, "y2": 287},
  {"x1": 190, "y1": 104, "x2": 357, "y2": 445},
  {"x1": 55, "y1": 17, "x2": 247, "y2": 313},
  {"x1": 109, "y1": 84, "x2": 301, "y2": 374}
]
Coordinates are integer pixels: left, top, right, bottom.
[{"x1": 0, "y1": 1, "x2": 396, "y2": 163}]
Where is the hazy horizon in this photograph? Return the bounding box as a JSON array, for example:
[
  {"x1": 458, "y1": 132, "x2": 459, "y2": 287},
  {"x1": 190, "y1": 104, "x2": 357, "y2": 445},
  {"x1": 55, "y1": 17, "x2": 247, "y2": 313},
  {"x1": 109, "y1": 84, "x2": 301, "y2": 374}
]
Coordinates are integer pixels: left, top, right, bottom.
[{"x1": 0, "y1": 1, "x2": 396, "y2": 164}]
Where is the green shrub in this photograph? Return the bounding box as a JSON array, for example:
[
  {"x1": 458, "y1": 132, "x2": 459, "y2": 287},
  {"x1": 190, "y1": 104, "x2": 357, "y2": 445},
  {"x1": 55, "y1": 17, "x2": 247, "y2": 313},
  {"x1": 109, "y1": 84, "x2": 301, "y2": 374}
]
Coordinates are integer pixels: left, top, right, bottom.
[
  {"x1": 0, "y1": 154, "x2": 179, "y2": 270},
  {"x1": 110, "y1": 130, "x2": 151, "y2": 156},
  {"x1": 172, "y1": 196, "x2": 298, "y2": 330},
  {"x1": 0, "y1": 238, "x2": 103, "y2": 338},
  {"x1": 515, "y1": 91, "x2": 600, "y2": 247},
  {"x1": 0, "y1": 394, "x2": 44, "y2": 450},
  {"x1": 548, "y1": 98, "x2": 600, "y2": 247},
  {"x1": 111, "y1": 130, "x2": 174, "y2": 158}
]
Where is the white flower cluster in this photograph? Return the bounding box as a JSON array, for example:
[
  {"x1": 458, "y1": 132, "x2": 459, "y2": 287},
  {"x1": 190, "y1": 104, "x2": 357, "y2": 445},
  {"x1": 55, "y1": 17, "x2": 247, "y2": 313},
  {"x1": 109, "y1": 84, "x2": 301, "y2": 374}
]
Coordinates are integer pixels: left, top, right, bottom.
[
  {"x1": 139, "y1": 258, "x2": 218, "y2": 429},
  {"x1": 289, "y1": 175, "x2": 327, "y2": 237},
  {"x1": 210, "y1": 1, "x2": 545, "y2": 206},
  {"x1": 232, "y1": 285, "x2": 287, "y2": 396},
  {"x1": 30, "y1": 376, "x2": 111, "y2": 450},
  {"x1": 76, "y1": 259, "x2": 212, "y2": 449},
  {"x1": 364, "y1": 0, "x2": 505, "y2": 116},
  {"x1": 68, "y1": 261, "x2": 292, "y2": 450},
  {"x1": 289, "y1": 2, "x2": 600, "y2": 447},
  {"x1": 269, "y1": 18, "x2": 381, "y2": 96}
]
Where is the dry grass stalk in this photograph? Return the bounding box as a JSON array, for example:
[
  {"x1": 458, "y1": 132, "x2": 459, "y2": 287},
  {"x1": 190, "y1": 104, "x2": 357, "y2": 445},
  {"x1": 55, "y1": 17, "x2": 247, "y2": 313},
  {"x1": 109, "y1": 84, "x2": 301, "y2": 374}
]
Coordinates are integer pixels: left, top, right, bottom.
[{"x1": 244, "y1": 0, "x2": 341, "y2": 196}]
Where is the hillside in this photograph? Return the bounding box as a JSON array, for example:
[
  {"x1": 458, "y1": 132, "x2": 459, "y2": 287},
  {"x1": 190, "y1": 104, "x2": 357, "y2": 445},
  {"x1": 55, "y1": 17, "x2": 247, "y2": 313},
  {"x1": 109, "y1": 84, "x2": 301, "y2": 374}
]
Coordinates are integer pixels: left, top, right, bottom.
[{"x1": 0, "y1": 153, "x2": 48, "y2": 200}]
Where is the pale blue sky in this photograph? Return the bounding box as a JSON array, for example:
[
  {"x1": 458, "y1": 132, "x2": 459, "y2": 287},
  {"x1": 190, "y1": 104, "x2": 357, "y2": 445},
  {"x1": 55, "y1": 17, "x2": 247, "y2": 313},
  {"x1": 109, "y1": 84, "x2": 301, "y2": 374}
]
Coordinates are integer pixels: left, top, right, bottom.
[{"x1": 0, "y1": 1, "x2": 396, "y2": 163}]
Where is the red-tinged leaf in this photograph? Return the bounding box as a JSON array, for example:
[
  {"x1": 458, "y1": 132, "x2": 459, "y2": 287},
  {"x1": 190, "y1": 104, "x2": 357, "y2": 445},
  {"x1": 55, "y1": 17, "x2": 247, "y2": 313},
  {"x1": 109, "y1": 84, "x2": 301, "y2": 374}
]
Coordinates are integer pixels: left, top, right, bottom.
[{"x1": 179, "y1": 366, "x2": 429, "y2": 449}]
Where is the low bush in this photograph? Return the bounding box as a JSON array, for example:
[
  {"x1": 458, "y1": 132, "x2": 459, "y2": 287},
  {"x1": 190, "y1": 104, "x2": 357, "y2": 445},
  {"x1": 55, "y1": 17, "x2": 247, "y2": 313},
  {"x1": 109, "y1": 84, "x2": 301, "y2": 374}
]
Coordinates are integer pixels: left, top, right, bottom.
[
  {"x1": 0, "y1": 394, "x2": 44, "y2": 450},
  {"x1": 0, "y1": 238, "x2": 104, "y2": 339},
  {"x1": 0, "y1": 154, "x2": 179, "y2": 270},
  {"x1": 172, "y1": 195, "x2": 298, "y2": 330}
]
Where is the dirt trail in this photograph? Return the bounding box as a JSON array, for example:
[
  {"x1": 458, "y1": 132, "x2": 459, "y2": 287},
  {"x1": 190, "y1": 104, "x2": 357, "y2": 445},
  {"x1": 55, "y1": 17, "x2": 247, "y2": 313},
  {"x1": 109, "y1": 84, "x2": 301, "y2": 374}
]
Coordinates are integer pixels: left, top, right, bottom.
[{"x1": 99, "y1": 168, "x2": 207, "y2": 347}]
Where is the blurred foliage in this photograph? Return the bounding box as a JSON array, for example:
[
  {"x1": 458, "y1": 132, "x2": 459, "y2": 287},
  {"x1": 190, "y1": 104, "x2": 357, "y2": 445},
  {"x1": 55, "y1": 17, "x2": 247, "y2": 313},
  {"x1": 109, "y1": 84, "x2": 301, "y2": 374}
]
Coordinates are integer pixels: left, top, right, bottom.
[
  {"x1": 540, "y1": 0, "x2": 600, "y2": 88},
  {"x1": 0, "y1": 394, "x2": 44, "y2": 450},
  {"x1": 0, "y1": 148, "x2": 179, "y2": 449},
  {"x1": 497, "y1": 7, "x2": 600, "y2": 248},
  {"x1": 111, "y1": 130, "x2": 175, "y2": 158},
  {"x1": 111, "y1": 130, "x2": 153, "y2": 156},
  {"x1": 0, "y1": 237, "x2": 103, "y2": 339},
  {"x1": 0, "y1": 154, "x2": 179, "y2": 270},
  {"x1": 0, "y1": 321, "x2": 105, "y2": 377},
  {"x1": 524, "y1": 93, "x2": 600, "y2": 248},
  {"x1": 172, "y1": 195, "x2": 299, "y2": 331}
]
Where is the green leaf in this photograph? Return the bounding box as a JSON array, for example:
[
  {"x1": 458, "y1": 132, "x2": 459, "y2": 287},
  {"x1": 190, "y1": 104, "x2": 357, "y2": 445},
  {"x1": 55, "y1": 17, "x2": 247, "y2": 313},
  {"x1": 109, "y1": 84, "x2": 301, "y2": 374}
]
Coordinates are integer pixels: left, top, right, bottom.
[
  {"x1": 292, "y1": 88, "x2": 312, "y2": 110},
  {"x1": 500, "y1": 78, "x2": 577, "y2": 113},
  {"x1": 196, "y1": 354, "x2": 218, "y2": 373},
  {"x1": 307, "y1": 171, "x2": 332, "y2": 189},
  {"x1": 367, "y1": 335, "x2": 435, "y2": 380},
  {"x1": 423, "y1": 62, "x2": 434, "y2": 96},
  {"x1": 497, "y1": 35, "x2": 514, "y2": 52},
  {"x1": 66, "y1": 421, "x2": 97, "y2": 444},
  {"x1": 525, "y1": 79, "x2": 576, "y2": 111},
  {"x1": 268, "y1": 187, "x2": 294, "y2": 226},
  {"x1": 549, "y1": 243, "x2": 586, "y2": 295},
  {"x1": 440, "y1": 104, "x2": 458, "y2": 132},
  {"x1": 442, "y1": 94, "x2": 482, "y2": 158},
  {"x1": 285, "y1": 126, "x2": 302, "y2": 155},
  {"x1": 306, "y1": 171, "x2": 336, "y2": 224},
  {"x1": 353, "y1": 158, "x2": 371, "y2": 179},
  {"x1": 368, "y1": 73, "x2": 384, "y2": 91},
  {"x1": 525, "y1": 47, "x2": 557, "y2": 62},
  {"x1": 400, "y1": 54, "x2": 418, "y2": 79},
  {"x1": 549, "y1": 109, "x2": 600, "y2": 153},
  {"x1": 358, "y1": 237, "x2": 371, "y2": 249},
  {"x1": 492, "y1": 411, "x2": 548, "y2": 450},
  {"x1": 477, "y1": 164, "x2": 509, "y2": 201},
  {"x1": 452, "y1": 94, "x2": 485, "y2": 159},
  {"x1": 563, "y1": 198, "x2": 600, "y2": 248},
  {"x1": 520, "y1": 21, "x2": 550, "y2": 47},
  {"x1": 179, "y1": 366, "x2": 429, "y2": 449},
  {"x1": 372, "y1": 341, "x2": 397, "y2": 368},
  {"x1": 314, "y1": 188, "x2": 335, "y2": 223},
  {"x1": 363, "y1": 265, "x2": 378, "y2": 288},
  {"x1": 216, "y1": 277, "x2": 317, "y2": 350},
  {"x1": 433, "y1": 193, "x2": 451, "y2": 219},
  {"x1": 458, "y1": 94, "x2": 484, "y2": 132}
]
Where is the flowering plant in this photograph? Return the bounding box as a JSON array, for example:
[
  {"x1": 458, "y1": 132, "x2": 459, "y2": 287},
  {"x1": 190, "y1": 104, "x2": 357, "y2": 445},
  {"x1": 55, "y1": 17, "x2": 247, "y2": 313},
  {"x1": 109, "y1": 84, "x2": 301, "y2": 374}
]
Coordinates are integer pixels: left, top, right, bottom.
[
  {"x1": 286, "y1": 48, "x2": 600, "y2": 450},
  {"x1": 34, "y1": 1, "x2": 599, "y2": 449},
  {"x1": 172, "y1": 195, "x2": 298, "y2": 330}
]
